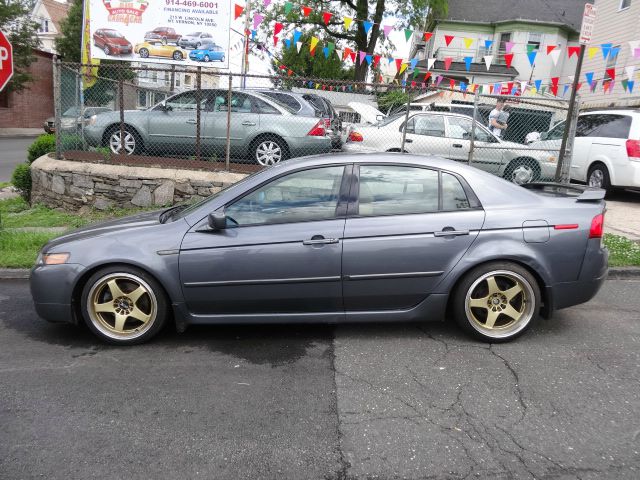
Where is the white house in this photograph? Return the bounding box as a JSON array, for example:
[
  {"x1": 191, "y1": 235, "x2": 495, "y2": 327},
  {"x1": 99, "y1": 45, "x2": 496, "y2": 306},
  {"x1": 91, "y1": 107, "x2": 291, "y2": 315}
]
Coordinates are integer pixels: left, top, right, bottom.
[{"x1": 31, "y1": 0, "x2": 70, "y2": 54}]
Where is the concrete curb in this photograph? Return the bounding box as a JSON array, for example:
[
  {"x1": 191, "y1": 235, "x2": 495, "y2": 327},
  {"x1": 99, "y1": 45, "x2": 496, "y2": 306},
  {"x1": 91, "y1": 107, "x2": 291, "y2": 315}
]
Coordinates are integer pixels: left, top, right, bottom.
[{"x1": 2, "y1": 267, "x2": 640, "y2": 281}]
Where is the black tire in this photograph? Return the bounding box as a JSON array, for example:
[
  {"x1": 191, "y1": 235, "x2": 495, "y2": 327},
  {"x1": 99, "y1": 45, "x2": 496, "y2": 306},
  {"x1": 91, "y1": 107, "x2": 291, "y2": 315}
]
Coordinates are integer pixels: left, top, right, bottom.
[
  {"x1": 139, "y1": 48, "x2": 149, "y2": 58},
  {"x1": 251, "y1": 135, "x2": 289, "y2": 166},
  {"x1": 587, "y1": 163, "x2": 612, "y2": 193},
  {"x1": 452, "y1": 261, "x2": 541, "y2": 343},
  {"x1": 103, "y1": 45, "x2": 110, "y2": 55},
  {"x1": 220, "y1": 54, "x2": 225, "y2": 62},
  {"x1": 80, "y1": 265, "x2": 169, "y2": 345},
  {"x1": 504, "y1": 158, "x2": 541, "y2": 185},
  {"x1": 105, "y1": 125, "x2": 143, "y2": 155},
  {"x1": 173, "y1": 50, "x2": 183, "y2": 60},
  {"x1": 204, "y1": 55, "x2": 210, "y2": 62},
  {"x1": 195, "y1": 42, "x2": 201, "y2": 49}
]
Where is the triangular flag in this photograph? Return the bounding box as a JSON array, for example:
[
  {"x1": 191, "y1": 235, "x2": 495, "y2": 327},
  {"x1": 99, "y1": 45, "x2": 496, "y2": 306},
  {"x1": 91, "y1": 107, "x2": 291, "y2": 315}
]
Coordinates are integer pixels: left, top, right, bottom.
[
  {"x1": 629, "y1": 40, "x2": 640, "y2": 54},
  {"x1": 626, "y1": 66, "x2": 636, "y2": 80},
  {"x1": 387, "y1": 56, "x2": 394, "y2": 64},
  {"x1": 365, "y1": 54, "x2": 372, "y2": 65},
  {"x1": 464, "y1": 56, "x2": 472, "y2": 71},
  {"x1": 534, "y1": 79, "x2": 542, "y2": 92},
  {"x1": 296, "y1": 41, "x2": 302, "y2": 53},
  {"x1": 273, "y1": 35, "x2": 279, "y2": 46},
  {"x1": 603, "y1": 80, "x2": 613, "y2": 93},
  {"x1": 601, "y1": 43, "x2": 612, "y2": 60},
  {"x1": 527, "y1": 51, "x2": 537, "y2": 66},
  {"x1": 449, "y1": 79, "x2": 455, "y2": 90},
  {"x1": 444, "y1": 57, "x2": 453, "y2": 70},
  {"x1": 590, "y1": 80, "x2": 598, "y2": 92},
  {"x1": 410, "y1": 58, "x2": 418, "y2": 70},
  {"x1": 293, "y1": 30, "x2": 302, "y2": 44},
  {"x1": 323, "y1": 47, "x2": 329, "y2": 59},
  {"x1": 349, "y1": 51, "x2": 356, "y2": 62},
  {"x1": 550, "y1": 83, "x2": 558, "y2": 96},
  {"x1": 274, "y1": 22, "x2": 283, "y2": 36},
  {"x1": 460, "y1": 81, "x2": 467, "y2": 92},
  {"x1": 505, "y1": 41, "x2": 515, "y2": 53},
  {"x1": 373, "y1": 54, "x2": 381, "y2": 67},
  {"x1": 342, "y1": 47, "x2": 352, "y2": 61},
  {"x1": 485, "y1": 39, "x2": 493, "y2": 50},
  {"x1": 309, "y1": 36, "x2": 319, "y2": 52},
  {"x1": 435, "y1": 75, "x2": 443, "y2": 87},
  {"x1": 404, "y1": 29, "x2": 413, "y2": 42},
  {"x1": 251, "y1": 29, "x2": 257, "y2": 40},
  {"x1": 383, "y1": 25, "x2": 393, "y2": 38},
  {"x1": 494, "y1": 83, "x2": 501, "y2": 93},
  {"x1": 504, "y1": 53, "x2": 513, "y2": 68},
  {"x1": 362, "y1": 21, "x2": 373, "y2": 34},
  {"x1": 427, "y1": 57, "x2": 436, "y2": 70},
  {"x1": 423, "y1": 72, "x2": 431, "y2": 82},
  {"x1": 399, "y1": 63, "x2": 408, "y2": 74},
  {"x1": 327, "y1": 42, "x2": 335, "y2": 56},
  {"x1": 610, "y1": 46, "x2": 621, "y2": 59},
  {"x1": 507, "y1": 81, "x2": 514, "y2": 94},
  {"x1": 628, "y1": 80, "x2": 635, "y2": 93},
  {"x1": 444, "y1": 35, "x2": 454, "y2": 46},
  {"x1": 263, "y1": 0, "x2": 271, "y2": 6},
  {"x1": 551, "y1": 77, "x2": 559, "y2": 86},
  {"x1": 253, "y1": 13, "x2": 264, "y2": 30},
  {"x1": 424, "y1": 32, "x2": 433, "y2": 42},
  {"x1": 606, "y1": 68, "x2": 616, "y2": 80},
  {"x1": 359, "y1": 51, "x2": 366, "y2": 64},
  {"x1": 635, "y1": 48, "x2": 640, "y2": 59},
  {"x1": 550, "y1": 49, "x2": 561, "y2": 66},
  {"x1": 587, "y1": 46, "x2": 599, "y2": 59},
  {"x1": 489, "y1": 85, "x2": 495, "y2": 94},
  {"x1": 284, "y1": 1, "x2": 293, "y2": 13},
  {"x1": 567, "y1": 46, "x2": 580, "y2": 57},
  {"x1": 483, "y1": 55, "x2": 493, "y2": 70},
  {"x1": 301, "y1": 5, "x2": 312, "y2": 16},
  {"x1": 622, "y1": 78, "x2": 629, "y2": 92},
  {"x1": 585, "y1": 72, "x2": 594, "y2": 85},
  {"x1": 285, "y1": 39, "x2": 291, "y2": 49},
  {"x1": 234, "y1": 3, "x2": 244, "y2": 19},
  {"x1": 323, "y1": 12, "x2": 333, "y2": 25},
  {"x1": 395, "y1": 58, "x2": 403, "y2": 72},
  {"x1": 546, "y1": 45, "x2": 556, "y2": 54},
  {"x1": 287, "y1": 69, "x2": 293, "y2": 76},
  {"x1": 575, "y1": 82, "x2": 583, "y2": 92},
  {"x1": 463, "y1": 38, "x2": 473, "y2": 49},
  {"x1": 343, "y1": 17, "x2": 353, "y2": 30},
  {"x1": 521, "y1": 81, "x2": 528, "y2": 93},
  {"x1": 526, "y1": 44, "x2": 536, "y2": 54}
]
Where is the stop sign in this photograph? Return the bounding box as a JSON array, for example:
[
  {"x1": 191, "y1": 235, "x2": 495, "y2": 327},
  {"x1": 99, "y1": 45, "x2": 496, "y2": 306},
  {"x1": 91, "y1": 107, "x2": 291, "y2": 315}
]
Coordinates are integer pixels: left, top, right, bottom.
[{"x1": 0, "y1": 30, "x2": 13, "y2": 92}]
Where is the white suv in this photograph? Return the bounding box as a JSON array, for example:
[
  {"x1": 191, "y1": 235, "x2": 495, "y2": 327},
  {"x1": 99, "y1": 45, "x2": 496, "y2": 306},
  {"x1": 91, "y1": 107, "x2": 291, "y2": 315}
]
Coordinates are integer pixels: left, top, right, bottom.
[{"x1": 530, "y1": 109, "x2": 640, "y2": 192}]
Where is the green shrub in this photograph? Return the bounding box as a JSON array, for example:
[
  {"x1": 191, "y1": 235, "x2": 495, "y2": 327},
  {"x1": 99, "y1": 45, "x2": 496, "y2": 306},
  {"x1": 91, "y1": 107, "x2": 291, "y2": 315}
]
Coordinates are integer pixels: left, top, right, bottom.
[
  {"x1": 11, "y1": 163, "x2": 32, "y2": 201},
  {"x1": 60, "y1": 134, "x2": 83, "y2": 151},
  {"x1": 27, "y1": 134, "x2": 56, "y2": 163},
  {"x1": 95, "y1": 147, "x2": 111, "y2": 161}
]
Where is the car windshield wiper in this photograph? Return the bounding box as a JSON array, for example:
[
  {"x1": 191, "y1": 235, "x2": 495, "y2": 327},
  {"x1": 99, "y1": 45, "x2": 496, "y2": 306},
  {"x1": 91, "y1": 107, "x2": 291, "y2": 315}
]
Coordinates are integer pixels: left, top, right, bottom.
[{"x1": 159, "y1": 205, "x2": 187, "y2": 223}]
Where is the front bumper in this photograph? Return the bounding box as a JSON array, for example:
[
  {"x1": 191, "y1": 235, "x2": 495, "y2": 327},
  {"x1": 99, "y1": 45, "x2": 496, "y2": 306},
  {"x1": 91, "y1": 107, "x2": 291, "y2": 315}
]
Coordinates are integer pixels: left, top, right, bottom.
[{"x1": 30, "y1": 263, "x2": 85, "y2": 324}]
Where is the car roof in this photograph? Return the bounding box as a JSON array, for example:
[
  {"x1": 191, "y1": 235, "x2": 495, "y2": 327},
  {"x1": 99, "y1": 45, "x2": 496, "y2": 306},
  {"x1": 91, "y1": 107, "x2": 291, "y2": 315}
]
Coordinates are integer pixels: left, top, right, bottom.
[{"x1": 580, "y1": 109, "x2": 639, "y2": 116}]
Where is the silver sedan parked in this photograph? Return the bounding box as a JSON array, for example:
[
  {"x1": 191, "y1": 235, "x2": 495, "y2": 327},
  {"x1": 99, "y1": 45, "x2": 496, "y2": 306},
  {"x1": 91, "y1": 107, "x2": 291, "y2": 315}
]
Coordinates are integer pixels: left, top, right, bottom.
[
  {"x1": 83, "y1": 89, "x2": 332, "y2": 165},
  {"x1": 30, "y1": 153, "x2": 608, "y2": 345}
]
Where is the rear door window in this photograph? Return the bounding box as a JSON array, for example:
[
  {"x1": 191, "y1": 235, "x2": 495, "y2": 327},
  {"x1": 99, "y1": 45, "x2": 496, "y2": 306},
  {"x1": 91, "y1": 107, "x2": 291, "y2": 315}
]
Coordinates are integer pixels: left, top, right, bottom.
[
  {"x1": 261, "y1": 92, "x2": 301, "y2": 112},
  {"x1": 577, "y1": 114, "x2": 632, "y2": 139}
]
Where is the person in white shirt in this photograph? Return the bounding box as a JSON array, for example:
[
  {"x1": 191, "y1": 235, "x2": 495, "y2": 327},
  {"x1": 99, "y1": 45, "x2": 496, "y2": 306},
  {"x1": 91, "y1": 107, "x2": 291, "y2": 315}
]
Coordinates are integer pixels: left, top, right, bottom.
[{"x1": 488, "y1": 99, "x2": 509, "y2": 137}]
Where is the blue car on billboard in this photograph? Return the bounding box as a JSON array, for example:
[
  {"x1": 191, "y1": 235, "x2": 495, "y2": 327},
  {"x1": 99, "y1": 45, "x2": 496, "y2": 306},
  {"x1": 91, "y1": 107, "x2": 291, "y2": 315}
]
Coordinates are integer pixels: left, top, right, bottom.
[{"x1": 189, "y1": 42, "x2": 226, "y2": 63}]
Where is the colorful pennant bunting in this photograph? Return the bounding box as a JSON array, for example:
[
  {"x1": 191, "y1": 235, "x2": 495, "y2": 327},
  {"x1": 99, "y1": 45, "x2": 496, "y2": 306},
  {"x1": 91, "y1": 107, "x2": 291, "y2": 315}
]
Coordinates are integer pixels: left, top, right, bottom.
[{"x1": 234, "y1": 3, "x2": 244, "y2": 19}]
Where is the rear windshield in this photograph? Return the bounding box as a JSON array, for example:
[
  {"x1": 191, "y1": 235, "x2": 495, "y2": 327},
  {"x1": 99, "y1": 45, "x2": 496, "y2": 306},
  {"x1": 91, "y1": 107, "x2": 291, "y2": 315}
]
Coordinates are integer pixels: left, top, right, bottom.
[
  {"x1": 254, "y1": 94, "x2": 296, "y2": 114},
  {"x1": 260, "y1": 92, "x2": 302, "y2": 112},
  {"x1": 577, "y1": 114, "x2": 632, "y2": 139}
]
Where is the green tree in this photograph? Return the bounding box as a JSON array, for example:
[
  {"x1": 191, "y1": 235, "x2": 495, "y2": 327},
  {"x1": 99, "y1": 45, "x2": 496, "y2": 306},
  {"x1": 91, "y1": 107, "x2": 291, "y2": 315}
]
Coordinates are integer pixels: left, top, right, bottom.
[
  {"x1": 259, "y1": 0, "x2": 447, "y2": 82},
  {"x1": 0, "y1": 0, "x2": 40, "y2": 92},
  {"x1": 377, "y1": 89, "x2": 412, "y2": 112},
  {"x1": 54, "y1": 0, "x2": 82, "y2": 62}
]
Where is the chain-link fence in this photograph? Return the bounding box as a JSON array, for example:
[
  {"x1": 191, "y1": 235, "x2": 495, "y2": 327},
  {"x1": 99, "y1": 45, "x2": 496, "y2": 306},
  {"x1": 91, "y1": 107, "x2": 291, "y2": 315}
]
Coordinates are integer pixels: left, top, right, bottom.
[{"x1": 54, "y1": 61, "x2": 576, "y2": 184}]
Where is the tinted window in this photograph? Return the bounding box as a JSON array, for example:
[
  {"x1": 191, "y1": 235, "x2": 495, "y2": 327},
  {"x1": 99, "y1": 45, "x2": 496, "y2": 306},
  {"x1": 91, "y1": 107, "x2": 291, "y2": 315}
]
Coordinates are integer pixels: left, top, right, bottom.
[
  {"x1": 165, "y1": 91, "x2": 206, "y2": 111},
  {"x1": 261, "y1": 92, "x2": 301, "y2": 112},
  {"x1": 447, "y1": 116, "x2": 495, "y2": 143},
  {"x1": 304, "y1": 95, "x2": 328, "y2": 115},
  {"x1": 442, "y1": 173, "x2": 471, "y2": 210},
  {"x1": 546, "y1": 121, "x2": 565, "y2": 140},
  {"x1": 225, "y1": 166, "x2": 344, "y2": 226},
  {"x1": 405, "y1": 115, "x2": 445, "y2": 137},
  {"x1": 253, "y1": 98, "x2": 280, "y2": 115},
  {"x1": 209, "y1": 92, "x2": 252, "y2": 113},
  {"x1": 358, "y1": 166, "x2": 439, "y2": 216},
  {"x1": 576, "y1": 114, "x2": 632, "y2": 138}
]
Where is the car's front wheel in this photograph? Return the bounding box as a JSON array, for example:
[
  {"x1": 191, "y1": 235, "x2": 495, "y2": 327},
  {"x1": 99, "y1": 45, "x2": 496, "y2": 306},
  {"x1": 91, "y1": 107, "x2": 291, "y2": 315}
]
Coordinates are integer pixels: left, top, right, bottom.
[
  {"x1": 220, "y1": 54, "x2": 225, "y2": 62},
  {"x1": 107, "y1": 126, "x2": 142, "y2": 155},
  {"x1": 504, "y1": 158, "x2": 540, "y2": 185},
  {"x1": 173, "y1": 50, "x2": 183, "y2": 60},
  {"x1": 138, "y1": 48, "x2": 149, "y2": 58},
  {"x1": 103, "y1": 45, "x2": 110, "y2": 55},
  {"x1": 204, "y1": 54, "x2": 210, "y2": 62},
  {"x1": 80, "y1": 266, "x2": 168, "y2": 345},
  {"x1": 453, "y1": 262, "x2": 540, "y2": 342}
]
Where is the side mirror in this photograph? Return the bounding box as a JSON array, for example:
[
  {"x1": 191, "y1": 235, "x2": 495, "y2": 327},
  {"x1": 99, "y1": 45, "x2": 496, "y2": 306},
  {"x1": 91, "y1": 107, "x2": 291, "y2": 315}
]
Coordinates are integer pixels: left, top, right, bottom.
[
  {"x1": 540, "y1": 131, "x2": 548, "y2": 140},
  {"x1": 208, "y1": 212, "x2": 227, "y2": 230},
  {"x1": 376, "y1": 114, "x2": 384, "y2": 121}
]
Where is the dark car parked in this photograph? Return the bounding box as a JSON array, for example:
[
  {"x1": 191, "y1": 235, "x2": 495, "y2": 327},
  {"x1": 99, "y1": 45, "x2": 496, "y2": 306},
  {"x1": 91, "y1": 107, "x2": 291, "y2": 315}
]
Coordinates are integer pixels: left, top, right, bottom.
[
  {"x1": 93, "y1": 29, "x2": 132, "y2": 56},
  {"x1": 144, "y1": 27, "x2": 181, "y2": 45},
  {"x1": 30, "y1": 153, "x2": 607, "y2": 346}
]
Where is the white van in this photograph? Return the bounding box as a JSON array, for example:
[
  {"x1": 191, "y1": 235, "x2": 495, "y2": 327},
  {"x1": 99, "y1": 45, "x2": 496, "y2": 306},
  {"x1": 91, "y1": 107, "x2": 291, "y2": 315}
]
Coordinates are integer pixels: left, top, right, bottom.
[{"x1": 529, "y1": 109, "x2": 640, "y2": 192}]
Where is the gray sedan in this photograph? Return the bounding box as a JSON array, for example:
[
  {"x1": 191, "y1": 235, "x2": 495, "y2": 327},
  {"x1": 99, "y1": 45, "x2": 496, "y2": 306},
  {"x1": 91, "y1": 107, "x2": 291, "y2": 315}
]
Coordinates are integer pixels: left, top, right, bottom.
[
  {"x1": 30, "y1": 153, "x2": 608, "y2": 345},
  {"x1": 83, "y1": 89, "x2": 332, "y2": 165}
]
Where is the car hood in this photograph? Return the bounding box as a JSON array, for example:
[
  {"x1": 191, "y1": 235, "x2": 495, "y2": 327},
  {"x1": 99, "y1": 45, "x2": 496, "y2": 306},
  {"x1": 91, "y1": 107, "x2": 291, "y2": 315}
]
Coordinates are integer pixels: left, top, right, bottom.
[
  {"x1": 44, "y1": 210, "x2": 163, "y2": 252},
  {"x1": 348, "y1": 101, "x2": 386, "y2": 124}
]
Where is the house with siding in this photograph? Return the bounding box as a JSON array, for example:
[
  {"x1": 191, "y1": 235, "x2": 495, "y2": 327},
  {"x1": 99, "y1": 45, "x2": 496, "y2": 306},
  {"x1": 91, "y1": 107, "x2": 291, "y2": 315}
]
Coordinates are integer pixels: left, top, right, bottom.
[
  {"x1": 31, "y1": 0, "x2": 70, "y2": 54},
  {"x1": 579, "y1": 0, "x2": 640, "y2": 108},
  {"x1": 412, "y1": 0, "x2": 590, "y2": 88}
]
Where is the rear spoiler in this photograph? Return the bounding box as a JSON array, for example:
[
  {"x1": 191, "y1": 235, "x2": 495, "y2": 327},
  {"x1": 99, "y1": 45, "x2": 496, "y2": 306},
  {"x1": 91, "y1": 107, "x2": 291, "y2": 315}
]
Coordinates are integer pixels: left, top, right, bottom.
[{"x1": 521, "y1": 182, "x2": 606, "y2": 201}]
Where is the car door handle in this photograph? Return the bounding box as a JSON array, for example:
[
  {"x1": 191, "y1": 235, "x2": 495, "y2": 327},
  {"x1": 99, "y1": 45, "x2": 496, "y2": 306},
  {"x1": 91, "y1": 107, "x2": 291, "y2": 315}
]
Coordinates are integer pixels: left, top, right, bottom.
[
  {"x1": 434, "y1": 229, "x2": 470, "y2": 237},
  {"x1": 186, "y1": 119, "x2": 197, "y2": 124},
  {"x1": 303, "y1": 237, "x2": 339, "y2": 245},
  {"x1": 242, "y1": 121, "x2": 256, "y2": 126},
  {"x1": 452, "y1": 143, "x2": 463, "y2": 148},
  {"x1": 405, "y1": 138, "x2": 413, "y2": 143}
]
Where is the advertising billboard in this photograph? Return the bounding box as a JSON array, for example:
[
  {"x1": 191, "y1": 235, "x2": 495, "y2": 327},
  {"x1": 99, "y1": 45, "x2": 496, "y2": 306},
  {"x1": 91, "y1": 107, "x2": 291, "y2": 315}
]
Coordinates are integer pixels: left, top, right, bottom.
[{"x1": 88, "y1": 0, "x2": 232, "y2": 68}]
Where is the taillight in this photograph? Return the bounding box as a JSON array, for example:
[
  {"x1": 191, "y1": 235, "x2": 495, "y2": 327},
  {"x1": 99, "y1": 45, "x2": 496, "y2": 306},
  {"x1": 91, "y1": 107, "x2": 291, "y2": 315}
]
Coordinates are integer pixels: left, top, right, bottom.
[
  {"x1": 626, "y1": 139, "x2": 640, "y2": 161},
  {"x1": 348, "y1": 131, "x2": 363, "y2": 142},
  {"x1": 323, "y1": 118, "x2": 331, "y2": 128},
  {"x1": 589, "y1": 213, "x2": 604, "y2": 239},
  {"x1": 307, "y1": 120, "x2": 326, "y2": 136}
]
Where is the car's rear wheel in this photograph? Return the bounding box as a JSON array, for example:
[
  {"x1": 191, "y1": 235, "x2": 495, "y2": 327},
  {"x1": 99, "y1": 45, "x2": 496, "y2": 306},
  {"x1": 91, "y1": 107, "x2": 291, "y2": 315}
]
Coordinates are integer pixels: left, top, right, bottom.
[
  {"x1": 173, "y1": 50, "x2": 183, "y2": 60},
  {"x1": 195, "y1": 42, "x2": 201, "y2": 48},
  {"x1": 252, "y1": 136, "x2": 288, "y2": 166},
  {"x1": 453, "y1": 262, "x2": 540, "y2": 342},
  {"x1": 588, "y1": 163, "x2": 612, "y2": 193},
  {"x1": 504, "y1": 158, "x2": 540, "y2": 185},
  {"x1": 204, "y1": 54, "x2": 210, "y2": 62},
  {"x1": 139, "y1": 48, "x2": 149, "y2": 58},
  {"x1": 81, "y1": 266, "x2": 168, "y2": 345},
  {"x1": 107, "y1": 126, "x2": 141, "y2": 155}
]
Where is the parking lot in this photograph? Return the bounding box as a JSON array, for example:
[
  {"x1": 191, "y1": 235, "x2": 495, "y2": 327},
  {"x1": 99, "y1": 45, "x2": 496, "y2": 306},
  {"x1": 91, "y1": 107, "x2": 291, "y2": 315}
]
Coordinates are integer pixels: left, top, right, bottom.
[{"x1": 2, "y1": 277, "x2": 640, "y2": 479}]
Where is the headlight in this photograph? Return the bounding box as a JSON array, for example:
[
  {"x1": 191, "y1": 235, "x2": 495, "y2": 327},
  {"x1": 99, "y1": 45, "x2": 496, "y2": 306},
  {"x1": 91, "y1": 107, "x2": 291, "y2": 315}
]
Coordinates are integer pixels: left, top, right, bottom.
[
  {"x1": 42, "y1": 253, "x2": 70, "y2": 265},
  {"x1": 88, "y1": 114, "x2": 97, "y2": 126}
]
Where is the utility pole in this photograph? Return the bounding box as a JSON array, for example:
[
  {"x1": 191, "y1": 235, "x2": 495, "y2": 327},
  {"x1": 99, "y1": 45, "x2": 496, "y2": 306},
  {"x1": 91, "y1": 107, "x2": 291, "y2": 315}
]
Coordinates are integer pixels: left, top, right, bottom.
[{"x1": 240, "y1": 0, "x2": 252, "y2": 89}]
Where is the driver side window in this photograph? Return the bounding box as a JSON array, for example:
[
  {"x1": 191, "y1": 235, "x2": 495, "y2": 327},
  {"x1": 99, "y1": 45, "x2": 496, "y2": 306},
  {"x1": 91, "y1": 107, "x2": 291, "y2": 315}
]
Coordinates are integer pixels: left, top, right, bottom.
[
  {"x1": 224, "y1": 166, "x2": 345, "y2": 226},
  {"x1": 165, "y1": 91, "x2": 205, "y2": 111}
]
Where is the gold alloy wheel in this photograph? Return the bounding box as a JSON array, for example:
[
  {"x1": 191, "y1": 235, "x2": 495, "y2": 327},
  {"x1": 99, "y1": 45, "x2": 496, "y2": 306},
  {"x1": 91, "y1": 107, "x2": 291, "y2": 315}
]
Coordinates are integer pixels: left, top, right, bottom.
[
  {"x1": 464, "y1": 270, "x2": 535, "y2": 339},
  {"x1": 87, "y1": 273, "x2": 157, "y2": 341}
]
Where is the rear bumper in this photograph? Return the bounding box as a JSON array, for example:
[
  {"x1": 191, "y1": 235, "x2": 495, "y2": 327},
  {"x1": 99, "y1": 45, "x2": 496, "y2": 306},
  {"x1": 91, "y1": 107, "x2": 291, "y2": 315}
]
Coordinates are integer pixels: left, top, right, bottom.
[{"x1": 287, "y1": 137, "x2": 332, "y2": 158}]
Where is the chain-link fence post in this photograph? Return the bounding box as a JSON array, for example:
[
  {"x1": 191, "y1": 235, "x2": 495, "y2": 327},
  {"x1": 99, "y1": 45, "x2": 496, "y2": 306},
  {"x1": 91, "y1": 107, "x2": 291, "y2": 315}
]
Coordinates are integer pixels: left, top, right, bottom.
[
  {"x1": 400, "y1": 92, "x2": 411, "y2": 153},
  {"x1": 468, "y1": 91, "x2": 479, "y2": 165},
  {"x1": 225, "y1": 74, "x2": 232, "y2": 170},
  {"x1": 195, "y1": 66, "x2": 202, "y2": 162},
  {"x1": 558, "y1": 96, "x2": 581, "y2": 184},
  {"x1": 53, "y1": 56, "x2": 62, "y2": 159},
  {"x1": 118, "y1": 78, "x2": 125, "y2": 156}
]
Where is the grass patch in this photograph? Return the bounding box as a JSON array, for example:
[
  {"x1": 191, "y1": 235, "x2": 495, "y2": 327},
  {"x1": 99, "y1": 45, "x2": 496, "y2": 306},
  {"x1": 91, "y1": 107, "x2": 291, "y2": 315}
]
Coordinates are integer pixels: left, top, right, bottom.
[
  {"x1": 604, "y1": 234, "x2": 640, "y2": 267},
  {"x1": 0, "y1": 181, "x2": 11, "y2": 189},
  {"x1": 0, "y1": 231, "x2": 60, "y2": 268}
]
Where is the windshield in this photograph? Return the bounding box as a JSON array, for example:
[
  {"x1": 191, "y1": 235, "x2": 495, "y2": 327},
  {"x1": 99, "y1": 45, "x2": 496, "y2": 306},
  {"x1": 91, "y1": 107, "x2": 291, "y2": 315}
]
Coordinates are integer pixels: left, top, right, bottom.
[
  {"x1": 378, "y1": 113, "x2": 404, "y2": 127},
  {"x1": 62, "y1": 107, "x2": 80, "y2": 117},
  {"x1": 106, "y1": 31, "x2": 123, "y2": 38}
]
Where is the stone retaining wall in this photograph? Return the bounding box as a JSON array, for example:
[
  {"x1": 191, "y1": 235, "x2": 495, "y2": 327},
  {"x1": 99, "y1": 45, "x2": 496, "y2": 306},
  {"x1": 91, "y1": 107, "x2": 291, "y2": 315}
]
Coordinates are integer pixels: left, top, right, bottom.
[{"x1": 30, "y1": 155, "x2": 248, "y2": 211}]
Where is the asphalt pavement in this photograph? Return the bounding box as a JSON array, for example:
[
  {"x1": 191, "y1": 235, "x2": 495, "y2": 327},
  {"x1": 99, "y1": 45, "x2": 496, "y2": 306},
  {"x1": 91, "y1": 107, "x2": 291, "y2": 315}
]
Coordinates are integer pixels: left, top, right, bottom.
[
  {"x1": 0, "y1": 136, "x2": 36, "y2": 182},
  {"x1": 1, "y1": 279, "x2": 640, "y2": 479}
]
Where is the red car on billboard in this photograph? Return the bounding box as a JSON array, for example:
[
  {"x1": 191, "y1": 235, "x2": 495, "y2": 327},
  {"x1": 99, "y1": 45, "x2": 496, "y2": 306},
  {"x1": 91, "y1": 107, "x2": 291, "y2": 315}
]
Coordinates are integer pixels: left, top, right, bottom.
[{"x1": 93, "y1": 29, "x2": 132, "y2": 56}]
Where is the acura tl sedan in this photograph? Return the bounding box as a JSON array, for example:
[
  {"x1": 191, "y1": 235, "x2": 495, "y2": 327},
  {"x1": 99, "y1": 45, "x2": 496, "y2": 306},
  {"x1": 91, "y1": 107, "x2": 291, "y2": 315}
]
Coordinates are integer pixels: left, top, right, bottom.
[
  {"x1": 30, "y1": 153, "x2": 608, "y2": 345},
  {"x1": 83, "y1": 89, "x2": 332, "y2": 165}
]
